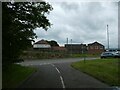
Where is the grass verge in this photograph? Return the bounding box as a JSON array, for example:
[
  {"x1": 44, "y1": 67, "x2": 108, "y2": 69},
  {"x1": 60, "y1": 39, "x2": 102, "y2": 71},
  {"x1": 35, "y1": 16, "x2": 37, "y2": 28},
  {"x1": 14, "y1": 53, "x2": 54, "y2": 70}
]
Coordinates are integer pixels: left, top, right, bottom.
[
  {"x1": 3, "y1": 64, "x2": 36, "y2": 88},
  {"x1": 70, "y1": 53, "x2": 100, "y2": 58},
  {"x1": 71, "y1": 58, "x2": 119, "y2": 86}
]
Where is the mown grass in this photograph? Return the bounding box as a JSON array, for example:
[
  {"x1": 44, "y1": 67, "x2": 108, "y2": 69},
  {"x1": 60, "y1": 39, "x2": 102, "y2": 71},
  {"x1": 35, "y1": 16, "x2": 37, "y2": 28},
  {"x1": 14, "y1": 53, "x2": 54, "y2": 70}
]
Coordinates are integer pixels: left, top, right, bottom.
[
  {"x1": 70, "y1": 53, "x2": 100, "y2": 58},
  {"x1": 71, "y1": 58, "x2": 119, "y2": 86},
  {"x1": 2, "y1": 64, "x2": 36, "y2": 88}
]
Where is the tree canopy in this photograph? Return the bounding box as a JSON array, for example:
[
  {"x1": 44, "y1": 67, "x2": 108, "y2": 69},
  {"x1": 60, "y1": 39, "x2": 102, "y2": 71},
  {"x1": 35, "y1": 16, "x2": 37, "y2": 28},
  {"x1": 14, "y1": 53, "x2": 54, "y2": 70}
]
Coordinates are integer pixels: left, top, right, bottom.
[
  {"x1": 47, "y1": 40, "x2": 59, "y2": 47},
  {"x1": 2, "y1": 2, "x2": 53, "y2": 64}
]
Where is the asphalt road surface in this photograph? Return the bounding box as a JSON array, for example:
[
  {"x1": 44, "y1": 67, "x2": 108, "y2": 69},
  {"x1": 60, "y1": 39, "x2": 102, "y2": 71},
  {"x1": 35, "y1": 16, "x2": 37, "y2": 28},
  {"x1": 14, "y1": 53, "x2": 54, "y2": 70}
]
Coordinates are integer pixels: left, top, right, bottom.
[{"x1": 18, "y1": 58, "x2": 110, "y2": 88}]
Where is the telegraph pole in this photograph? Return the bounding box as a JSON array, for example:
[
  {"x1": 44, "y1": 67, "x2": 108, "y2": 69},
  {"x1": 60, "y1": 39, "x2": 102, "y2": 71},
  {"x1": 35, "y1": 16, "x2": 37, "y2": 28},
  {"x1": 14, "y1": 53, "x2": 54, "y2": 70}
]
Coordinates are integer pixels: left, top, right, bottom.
[
  {"x1": 107, "y1": 24, "x2": 109, "y2": 51},
  {"x1": 66, "y1": 38, "x2": 68, "y2": 44},
  {"x1": 71, "y1": 39, "x2": 72, "y2": 56}
]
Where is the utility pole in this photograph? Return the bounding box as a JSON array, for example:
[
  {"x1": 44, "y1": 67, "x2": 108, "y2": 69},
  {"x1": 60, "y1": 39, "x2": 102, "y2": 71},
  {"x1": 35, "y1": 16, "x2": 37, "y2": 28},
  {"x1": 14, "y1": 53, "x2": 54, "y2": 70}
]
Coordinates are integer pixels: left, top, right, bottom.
[
  {"x1": 82, "y1": 44, "x2": 86, "y2": 63},
  {"x1": 107, "y1": 24, "x2": 109, "y2": 51},
  {"x1": 71, "y1": 39, "x2": 72, "y2": 56},
  {"x1": 66, "y1": 38, "x2": 68, "y2": 44}
]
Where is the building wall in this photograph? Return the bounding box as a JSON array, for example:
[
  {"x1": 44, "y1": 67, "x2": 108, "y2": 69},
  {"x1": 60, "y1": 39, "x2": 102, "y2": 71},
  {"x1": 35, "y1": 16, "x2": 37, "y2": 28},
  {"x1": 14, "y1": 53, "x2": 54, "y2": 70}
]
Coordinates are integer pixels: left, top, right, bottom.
[
  {"x1": 87, "y1": 44, "x2": 105, "y2": 54},
  {"x1": 65, "y1": 44, "x2": 87, "y2": 54},
  {"x1": 51, "y1": 46, "x2": 67, "y2": 53},
  {"x1": 33, "y1": 40, "x2": 105, "y2": 54},
  {"x1": 33, "y1": 44, "x2": 51, "y2": 49},
  {"x1": 65, "y1": 42, "x2": 105, "y2": 54}
]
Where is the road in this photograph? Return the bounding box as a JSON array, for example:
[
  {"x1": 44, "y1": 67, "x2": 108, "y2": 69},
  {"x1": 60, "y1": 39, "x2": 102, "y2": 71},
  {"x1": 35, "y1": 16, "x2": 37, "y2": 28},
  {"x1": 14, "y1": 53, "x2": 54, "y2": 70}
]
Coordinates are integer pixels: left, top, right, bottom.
[
  {"x1": 18, "y1": 57, "x2": 99, "y2": 66},
  {"x1": 18, "y1": 58, "x2": 110, "y2": 88}
]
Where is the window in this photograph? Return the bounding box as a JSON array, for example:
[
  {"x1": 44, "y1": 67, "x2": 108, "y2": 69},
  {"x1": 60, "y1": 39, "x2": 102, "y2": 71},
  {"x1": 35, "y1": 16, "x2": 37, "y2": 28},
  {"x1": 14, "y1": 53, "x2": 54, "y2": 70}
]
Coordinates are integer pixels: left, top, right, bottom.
[
  {"x1": 100, "y1": 46, "x2": 103, "y2": 49},
  {"x1": 95, "y1": 46, "x2": 99, "y2": 49}
]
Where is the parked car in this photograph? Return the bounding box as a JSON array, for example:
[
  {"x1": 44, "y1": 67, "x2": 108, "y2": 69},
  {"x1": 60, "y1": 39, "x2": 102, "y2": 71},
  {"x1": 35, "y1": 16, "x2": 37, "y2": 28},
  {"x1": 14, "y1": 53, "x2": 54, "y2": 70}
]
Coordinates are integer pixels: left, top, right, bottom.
[{"x1": 101, "y1": 52, "x2": 120, "y2": 58}]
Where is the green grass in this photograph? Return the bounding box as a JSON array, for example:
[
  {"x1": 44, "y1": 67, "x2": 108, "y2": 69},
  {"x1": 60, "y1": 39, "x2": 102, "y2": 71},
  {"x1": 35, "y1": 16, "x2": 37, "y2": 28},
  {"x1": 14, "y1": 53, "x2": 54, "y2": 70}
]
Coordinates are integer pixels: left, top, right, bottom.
[
  {"x1": 71, "y1": 58, "x2": 119, "y2": 86},
  {"x1": 70, "y1": 53, "x2": 100, "y2": 58},
  {"x1": 3, "y1": 64, "x2": 36, "y2": 88}
]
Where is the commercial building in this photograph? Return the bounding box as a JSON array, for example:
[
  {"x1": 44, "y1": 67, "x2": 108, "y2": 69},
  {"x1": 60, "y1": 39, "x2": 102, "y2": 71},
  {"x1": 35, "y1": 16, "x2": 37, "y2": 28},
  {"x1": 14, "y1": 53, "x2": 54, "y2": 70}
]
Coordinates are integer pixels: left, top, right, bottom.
[
  {"x1": 65, "y1": 44, "x2": 87, "y2": 54},
  {"x1": 33, "y1": 40, "x2": 105, "y2": 54},
  {"x1": 87, "y1": 42, "x2": 105, "y2": 54},
  {"x1": 65, "y1": 41, "x2": 105, "y2": 54}
]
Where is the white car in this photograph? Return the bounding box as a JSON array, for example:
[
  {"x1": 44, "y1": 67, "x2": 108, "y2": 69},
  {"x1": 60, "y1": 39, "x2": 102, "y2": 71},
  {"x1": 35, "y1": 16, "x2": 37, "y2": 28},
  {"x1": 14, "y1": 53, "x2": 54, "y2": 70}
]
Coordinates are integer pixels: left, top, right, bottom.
[{"x1": 101, "y1": 52, "x2": 120, "y2": 59}]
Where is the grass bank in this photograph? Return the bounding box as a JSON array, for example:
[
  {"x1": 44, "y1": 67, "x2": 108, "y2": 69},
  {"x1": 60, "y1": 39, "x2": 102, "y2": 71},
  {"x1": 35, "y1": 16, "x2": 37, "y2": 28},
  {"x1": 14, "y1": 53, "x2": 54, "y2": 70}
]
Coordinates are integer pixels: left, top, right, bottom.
[
  {"x1": 70, "y1": 53, "x2": 99, "y2": 58},
  {"x1": 71, "y1": 58, "x2": 119, "y2": 86},
  {"x1": 3, "y1": 64, "x2": 36, "y2": 88}
]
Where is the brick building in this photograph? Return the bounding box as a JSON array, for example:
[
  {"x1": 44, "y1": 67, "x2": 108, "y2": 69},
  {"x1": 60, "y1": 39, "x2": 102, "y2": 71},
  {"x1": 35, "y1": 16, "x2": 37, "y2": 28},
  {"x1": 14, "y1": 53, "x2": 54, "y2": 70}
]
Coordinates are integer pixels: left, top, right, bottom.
[
  {"x1": 51, "y1": 46, "x2": 67, "y2": 52},
  {"x1": 33, "y1": 40, "x2": 105, "y2": 55},
  {"x1": 65, "y1": 41, "x2": 105, "y2": 54},
  {"x1": 87, "y1": 41, "x2": 105, "y2": 54},
  {"x1": 65, "y1": 44, "x2": 87, "y2": 54}
]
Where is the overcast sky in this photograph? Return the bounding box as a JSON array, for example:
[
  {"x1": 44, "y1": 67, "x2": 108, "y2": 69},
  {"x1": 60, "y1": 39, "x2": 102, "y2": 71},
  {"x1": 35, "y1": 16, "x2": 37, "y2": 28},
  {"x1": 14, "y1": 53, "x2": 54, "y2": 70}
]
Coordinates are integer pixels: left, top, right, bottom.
[{"x1": 34, "y1": 0, "x2": 118, "y2": 49}]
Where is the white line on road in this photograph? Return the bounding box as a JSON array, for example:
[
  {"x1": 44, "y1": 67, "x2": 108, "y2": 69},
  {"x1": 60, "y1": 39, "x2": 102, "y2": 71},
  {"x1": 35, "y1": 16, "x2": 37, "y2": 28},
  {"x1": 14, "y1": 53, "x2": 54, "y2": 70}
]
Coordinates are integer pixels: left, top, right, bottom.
[
  {"x1": 60, "y1": 76, "x2": 65, "y2": 88},
  {"x1": 39, "y1": 63, "x2": 50, "y2": 66},
  {"x1": 51, "y1": 64, "x2": 65, "y2": 88},
  {"x1": 55, "y1": 67, "x2": 60, "y2": 74},
  {"x1": 51, "y1": 64, "x2": 55, "y2": 67}
]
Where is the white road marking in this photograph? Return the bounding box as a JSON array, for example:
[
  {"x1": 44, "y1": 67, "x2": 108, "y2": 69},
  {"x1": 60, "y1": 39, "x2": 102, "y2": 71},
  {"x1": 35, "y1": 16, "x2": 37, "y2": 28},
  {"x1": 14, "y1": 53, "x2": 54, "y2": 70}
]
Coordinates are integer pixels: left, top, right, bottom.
[
  {"x1": 22, "y1": 63, "x2": 50, "y2": 66},
  {"x1": 60, "y1": 76, "x2": 65, "y2": 88},
  {"x1": 51, "y1": 64, "x2": 55, "y2": 67},
  {"x1": 21, "y1": 63, "x2": 51, "y2": 66},
  {"x1": 38, "y1": 63, "x2": 50, "y2": 66},
  {"x1": 51, "y1": 64, "x2": 65, "y2": 88},
  {"x1": 55, "y1": 67, "x2": 60, "y2": 74}
]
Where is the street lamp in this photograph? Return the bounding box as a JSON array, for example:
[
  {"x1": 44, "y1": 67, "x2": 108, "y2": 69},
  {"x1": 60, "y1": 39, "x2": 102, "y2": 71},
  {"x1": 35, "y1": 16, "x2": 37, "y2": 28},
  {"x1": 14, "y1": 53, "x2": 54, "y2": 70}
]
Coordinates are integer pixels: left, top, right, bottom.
[
  {"x1": 71, "y1": 39, "x2": 72, "y2": 56},
  {"x1": 82, "y1": 44, "x2": 86, "y2": 63},
  {"x1": 107, "y1": 24, "x2": 109, "y2": 51}
]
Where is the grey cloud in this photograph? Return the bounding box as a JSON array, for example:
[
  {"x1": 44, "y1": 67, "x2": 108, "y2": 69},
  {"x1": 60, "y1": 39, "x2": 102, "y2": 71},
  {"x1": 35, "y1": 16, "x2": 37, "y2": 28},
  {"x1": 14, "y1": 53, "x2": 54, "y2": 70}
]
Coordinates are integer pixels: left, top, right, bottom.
[
  {"x1": 86, "y1": 2, "x2": 104, "y2": 13},
  {"x1": 34, "y1": 1, "x2": 118, "y2": 48},
  {"x1": 60, "y1": 2, "x2": 79, "y2": 12}
]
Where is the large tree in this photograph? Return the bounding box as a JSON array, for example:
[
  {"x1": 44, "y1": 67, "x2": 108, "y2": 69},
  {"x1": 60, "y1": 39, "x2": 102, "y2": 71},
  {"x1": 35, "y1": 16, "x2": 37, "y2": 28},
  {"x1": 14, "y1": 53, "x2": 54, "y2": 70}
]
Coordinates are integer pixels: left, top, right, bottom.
[
  {"x1": 2, "y1": 2, "x2": 53, "y2": 64},
  {"x1": 47, "y1": 40, "x2": 59, "y2": 47}
]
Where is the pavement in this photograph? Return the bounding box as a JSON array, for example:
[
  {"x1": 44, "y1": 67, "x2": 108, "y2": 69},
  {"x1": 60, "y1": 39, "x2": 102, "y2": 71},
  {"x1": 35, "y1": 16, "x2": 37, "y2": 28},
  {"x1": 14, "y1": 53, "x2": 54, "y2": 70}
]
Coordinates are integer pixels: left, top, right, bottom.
[{"x1": 18, "y1": 58, "x2": 111, "y2": 89}]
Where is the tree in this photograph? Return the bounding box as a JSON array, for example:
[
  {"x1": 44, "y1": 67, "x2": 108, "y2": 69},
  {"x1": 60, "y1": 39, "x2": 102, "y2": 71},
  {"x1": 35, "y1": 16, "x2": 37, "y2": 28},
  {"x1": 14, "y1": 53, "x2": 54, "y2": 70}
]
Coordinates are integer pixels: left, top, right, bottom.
[
  {"x1": 47, "y1": 40, "x2": 59, "y2": 47},
  {"x1": 2, "y1": 2, "x2": 53, "y2": 64}
]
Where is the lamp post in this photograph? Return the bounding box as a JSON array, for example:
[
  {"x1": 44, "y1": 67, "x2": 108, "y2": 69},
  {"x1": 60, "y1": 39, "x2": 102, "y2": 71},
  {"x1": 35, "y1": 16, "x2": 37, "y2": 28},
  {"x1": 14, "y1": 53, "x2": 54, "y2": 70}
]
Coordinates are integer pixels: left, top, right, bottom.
[
  {"x1": 82, "y1": 44, "x2": 86, "y2": 63},
  {"x1": 66, "y1": 38, "x2": 68, "y2": 44},
  {"x1": 107, "y1": 24, "x2": 109, "y2": 51},
  {"x1": 71, "y1": 39, "x2": 72, "y2": 56}
]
